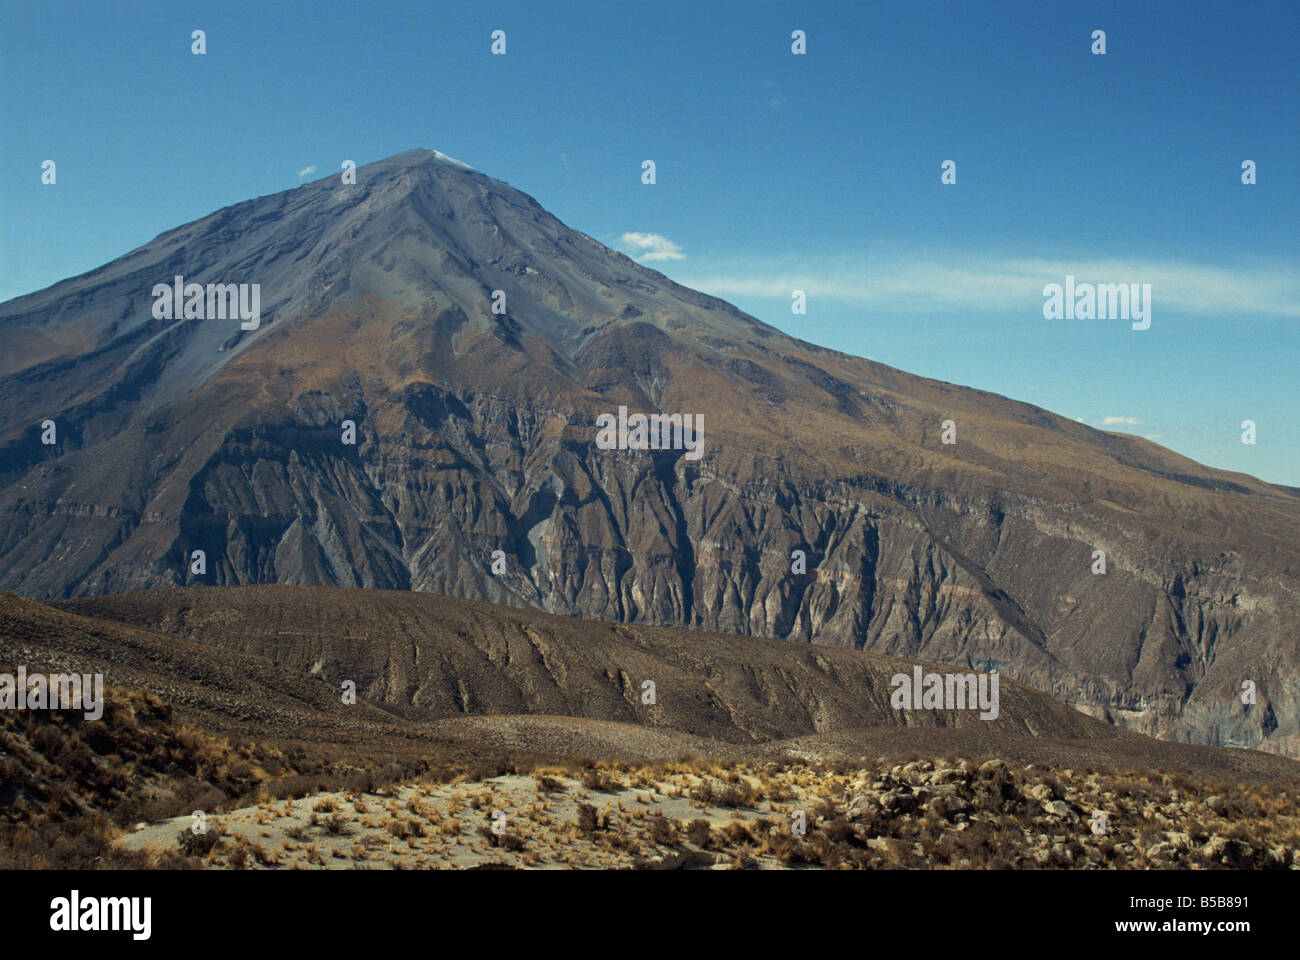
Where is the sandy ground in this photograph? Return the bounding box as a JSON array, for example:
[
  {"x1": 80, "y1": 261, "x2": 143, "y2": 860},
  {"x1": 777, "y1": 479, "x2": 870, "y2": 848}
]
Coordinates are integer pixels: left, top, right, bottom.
[
  {"x1": 113, "y1": 758, "x2": 1300, "y2": 871},
  {"x1": 117, "y1": 770, "x2": 806, "y2": 870}
]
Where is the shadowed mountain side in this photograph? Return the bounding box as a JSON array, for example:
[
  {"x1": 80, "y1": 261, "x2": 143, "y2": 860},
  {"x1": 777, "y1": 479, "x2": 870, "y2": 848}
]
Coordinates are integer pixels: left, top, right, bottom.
[
  {"x1": 6, "y1": 586, "x2": 1298, "y2": 782},
  {"x1": 56, "y1": 584, "x2": 1109, "y2": 743},
  {"x1": 0, "y1": 589, "x2": 410, "y2": 742}
]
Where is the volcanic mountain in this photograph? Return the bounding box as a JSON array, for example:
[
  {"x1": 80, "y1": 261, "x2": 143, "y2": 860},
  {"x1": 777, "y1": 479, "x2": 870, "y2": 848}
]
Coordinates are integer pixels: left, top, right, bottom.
[{"x1": 1, "y1": 149, "x2": 1297, "y2": 756}]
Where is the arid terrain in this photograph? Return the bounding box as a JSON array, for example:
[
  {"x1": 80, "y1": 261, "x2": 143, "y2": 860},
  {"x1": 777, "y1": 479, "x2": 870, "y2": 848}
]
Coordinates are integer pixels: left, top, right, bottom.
[
  {"x1": 115, "y1": 759, "x2": 1300, "y2": 871},
  {"x1": 3, "y1": 584, "x2": 1298, "y2": 869}
]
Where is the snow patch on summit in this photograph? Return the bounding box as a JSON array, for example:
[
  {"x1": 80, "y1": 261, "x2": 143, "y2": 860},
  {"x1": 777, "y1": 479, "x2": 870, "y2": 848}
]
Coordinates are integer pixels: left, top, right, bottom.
[{"x1": 431, "y1": 151, "x2": 475, "y2": 171}]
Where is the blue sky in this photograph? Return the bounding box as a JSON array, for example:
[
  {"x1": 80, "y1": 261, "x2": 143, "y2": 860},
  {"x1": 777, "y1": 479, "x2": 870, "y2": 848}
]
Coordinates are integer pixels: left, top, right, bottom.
[{"x1": 3, "y1": 0, "x2": 1297, "y2": 482}]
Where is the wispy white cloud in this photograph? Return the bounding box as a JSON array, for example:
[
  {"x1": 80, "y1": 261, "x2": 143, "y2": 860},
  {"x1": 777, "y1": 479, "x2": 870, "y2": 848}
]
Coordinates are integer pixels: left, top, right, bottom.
[
  {"x1": 1101, "y1": 416, "x2": 1144, "y2": 426},
  {"x1": 673, "y1": 253, "x2": 1300, "y2": 319},
  {"x1": 620, "y1": 232, "x2": 685, "y2": 262},
  {"x1": 763, "y1": 79, "x2": 787, "y2": 109},
  {"x1": 297, "y1": 165, "x2": 317, "y2": 180}
]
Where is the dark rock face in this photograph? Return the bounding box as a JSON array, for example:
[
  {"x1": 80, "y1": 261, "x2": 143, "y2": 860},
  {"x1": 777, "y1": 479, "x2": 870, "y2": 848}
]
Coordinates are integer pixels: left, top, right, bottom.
[{"x1": 2, "y1": 150, "x2": 1298, "y2": 756}]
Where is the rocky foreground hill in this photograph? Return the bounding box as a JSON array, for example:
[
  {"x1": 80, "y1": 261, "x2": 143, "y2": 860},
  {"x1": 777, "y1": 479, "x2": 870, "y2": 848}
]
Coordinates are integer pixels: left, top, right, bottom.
[
  {"x1": 1, "y1": 149, "x2": 1297, "y2": 755},
  {"x1": 6, "y1": 682, "x2": 1299, "y2": 870},
  {"x1": 112, "y1": 758, "x2": 1300, "y2": 871}
]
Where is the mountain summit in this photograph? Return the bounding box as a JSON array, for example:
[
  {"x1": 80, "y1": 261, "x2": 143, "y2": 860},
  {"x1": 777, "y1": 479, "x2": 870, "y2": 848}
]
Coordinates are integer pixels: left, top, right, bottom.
[{"x1": 2, "y1": 149, "x2": 1297, "y2": 755}]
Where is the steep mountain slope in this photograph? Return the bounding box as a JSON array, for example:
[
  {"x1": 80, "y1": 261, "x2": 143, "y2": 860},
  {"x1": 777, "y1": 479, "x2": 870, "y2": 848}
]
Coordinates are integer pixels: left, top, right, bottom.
[{"x1": 2, "y1": 149, "x2": 1297, "y2": 755}]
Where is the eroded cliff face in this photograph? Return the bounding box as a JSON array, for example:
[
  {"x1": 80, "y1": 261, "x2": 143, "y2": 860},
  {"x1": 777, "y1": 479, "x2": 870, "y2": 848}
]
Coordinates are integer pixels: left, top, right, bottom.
[
  {"x1": 21, "y1": 375, "x2": 1281, "y2": 757},
  {"x1": 2, "y1": 150, "x2": 1297, "y2": 756}
]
